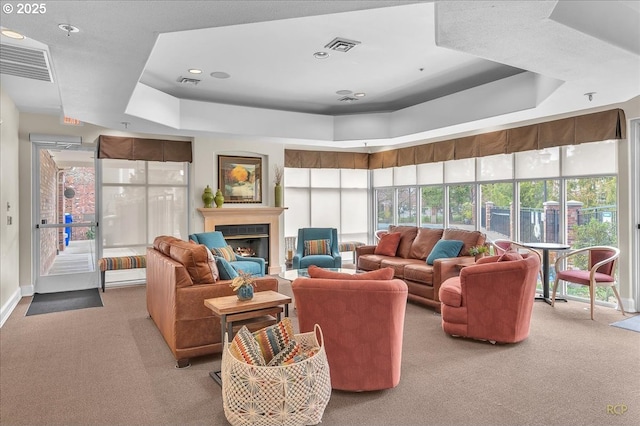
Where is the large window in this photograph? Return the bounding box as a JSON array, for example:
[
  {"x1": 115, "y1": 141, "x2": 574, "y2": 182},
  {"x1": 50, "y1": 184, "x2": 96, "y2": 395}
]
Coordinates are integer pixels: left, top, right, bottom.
[
  {"x1": 284, "y1": 168, "x2": 368, "y2": 263},
  {"x1": 101, "y1": 159, "x2": 189, "y2": 283},
  {"x1": 369, "y1": 140, "x2": 619, "y2": 306}
]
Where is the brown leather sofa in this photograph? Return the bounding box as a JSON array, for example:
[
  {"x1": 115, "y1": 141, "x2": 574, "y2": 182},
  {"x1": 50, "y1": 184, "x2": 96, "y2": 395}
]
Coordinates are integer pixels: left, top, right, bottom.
[
  {"x1": 356, "y1": 226, "x2": 486, "y2": 312},
  {"x1": 146, "y1": 236, "x2": 278, "y2": 367}
]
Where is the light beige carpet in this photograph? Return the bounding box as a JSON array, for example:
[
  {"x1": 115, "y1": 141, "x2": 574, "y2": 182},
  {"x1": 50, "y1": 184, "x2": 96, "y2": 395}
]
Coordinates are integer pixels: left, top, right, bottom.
[{"x1": 1, "y1": 281, "x2": 638, "y2": 425}]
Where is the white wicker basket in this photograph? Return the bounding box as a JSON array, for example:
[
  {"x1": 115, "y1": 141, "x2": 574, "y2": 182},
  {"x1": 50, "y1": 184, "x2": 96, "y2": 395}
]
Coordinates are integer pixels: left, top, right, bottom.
[{"x1": 222, "y1": 324, "x2": 332, "y2": 426}]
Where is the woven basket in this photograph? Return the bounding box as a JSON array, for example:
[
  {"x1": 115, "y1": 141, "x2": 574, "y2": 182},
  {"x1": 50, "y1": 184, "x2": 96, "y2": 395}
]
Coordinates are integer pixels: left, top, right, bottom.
[{"x1": 222, "y1": 324, "x2": 332, "y2": 426}]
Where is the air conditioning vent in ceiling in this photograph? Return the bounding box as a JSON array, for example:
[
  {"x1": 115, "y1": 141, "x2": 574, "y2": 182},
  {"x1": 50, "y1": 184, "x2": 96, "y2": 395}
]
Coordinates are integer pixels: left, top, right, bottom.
[
  {"x1": 0, "y1": 43, "x2": 53, "y2": 82},
  {"x1": 338, "y1": 96, "x2": 359, "y2": 102},
  {"x1": 177, "y1": 76, "x2": 200, "y2": 85},
  {"x1": 325, "y1": 37, "x2": 361, "y2": 53}
]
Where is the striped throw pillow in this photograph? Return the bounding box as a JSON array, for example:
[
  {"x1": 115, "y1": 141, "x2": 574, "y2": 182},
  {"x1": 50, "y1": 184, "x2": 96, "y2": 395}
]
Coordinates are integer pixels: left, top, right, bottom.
[
  {"x1": 253, "y1": 317, "x2": 294, "y2": 364},
  {"x1": 303, "y1": 239, "x2": 331, "y2": 256},
  {"x1": 212, "y1": 245, "x2": 237, "y2": 262},
  {"x1": 266, "y1": 340, "x2": 302, "y2": 366},
  {"x1": 229, "y1": 326, "x2": 266, "y2": 366}
]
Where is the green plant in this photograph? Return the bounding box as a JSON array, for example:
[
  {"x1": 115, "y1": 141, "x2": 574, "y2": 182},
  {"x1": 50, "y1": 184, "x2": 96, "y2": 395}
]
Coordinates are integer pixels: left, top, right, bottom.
[
  {"x1": 469, "y1": 245, "x2": 489, "y2": 256},
  {"x1": 86, "y1": 228, "x2": 95, "y2": 240}
]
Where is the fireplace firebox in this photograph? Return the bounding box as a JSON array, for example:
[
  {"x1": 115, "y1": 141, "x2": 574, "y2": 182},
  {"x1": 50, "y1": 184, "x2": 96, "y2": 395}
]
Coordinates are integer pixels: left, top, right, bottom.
[
  {"x1": 197, "y1": 207, "x2": 286, "y2": 274},
  {"x1": 216, "y1": 224, "x2": 270, "y2": 267}
]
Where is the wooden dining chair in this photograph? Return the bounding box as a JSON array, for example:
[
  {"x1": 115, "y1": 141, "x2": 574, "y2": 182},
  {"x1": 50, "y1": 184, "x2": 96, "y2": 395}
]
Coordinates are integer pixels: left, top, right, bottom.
[{"x1": 551, "y1": 246, "x2": 625, "y2": 320}]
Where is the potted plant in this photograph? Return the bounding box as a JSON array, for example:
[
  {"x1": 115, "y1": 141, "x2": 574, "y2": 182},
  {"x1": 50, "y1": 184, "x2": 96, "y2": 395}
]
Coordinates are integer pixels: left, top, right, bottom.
[
  {"x1": 230, "y1": 271, "x2": 256, "y2": 300},
  {"x1": 469, "y1": 245, "x2": 489, "y2": 261}
]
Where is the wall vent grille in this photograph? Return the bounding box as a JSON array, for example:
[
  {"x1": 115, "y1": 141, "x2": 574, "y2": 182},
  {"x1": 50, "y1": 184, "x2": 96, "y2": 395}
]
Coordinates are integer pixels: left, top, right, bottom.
[
  {"x1": 338, "y1": 96, "x2": 359, "y2": 102},
  {"x1": 177, "y1": 76, "x2": 200, "y2": 85},
  {"x1": 0, "y1": 44, "x2": 53, "y2": 82}
]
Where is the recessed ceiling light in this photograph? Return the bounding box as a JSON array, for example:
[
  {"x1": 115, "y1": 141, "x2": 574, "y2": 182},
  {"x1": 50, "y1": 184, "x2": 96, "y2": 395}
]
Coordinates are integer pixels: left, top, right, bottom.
[
  {"x1": 336, "y1": 90, "x2": 352, "y2": 95},
  {"x1": 188, "y1": 69, "x2": 202, "y2": 74},
  {"x1": 1, "y1": 29, "x2": 25, "y2": 40},
  {"x1": 211, "y1": 71, "x2": 230, "y2": 79},
  {"x1": 313, "y1": 51, "x2": 329, "y2": 59},
  {"x1": 354, "y1": 92, "x2": 366, "y2": 97}
]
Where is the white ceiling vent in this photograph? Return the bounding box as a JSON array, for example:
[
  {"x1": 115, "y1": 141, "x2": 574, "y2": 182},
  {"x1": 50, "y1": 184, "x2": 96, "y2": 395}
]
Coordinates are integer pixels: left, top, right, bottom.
[
  {"x1": 177, "y1": 76, "x2": 200, "y2": 85},
  {"x1": 325, "y1": 37, "x2": 361, "y2": 53},
  {"x1": 0, "y1": 44, "x2": 53, "y2": 82},
  {"x1": 338, "y1": 96, "x2": 359, "y2": 102}
]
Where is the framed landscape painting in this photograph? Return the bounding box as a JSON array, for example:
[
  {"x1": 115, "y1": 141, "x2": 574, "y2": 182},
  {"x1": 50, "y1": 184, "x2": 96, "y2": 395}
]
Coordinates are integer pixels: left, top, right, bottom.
[{"x1": 218, "y1": 155, "x2": 262, "y2": 203}]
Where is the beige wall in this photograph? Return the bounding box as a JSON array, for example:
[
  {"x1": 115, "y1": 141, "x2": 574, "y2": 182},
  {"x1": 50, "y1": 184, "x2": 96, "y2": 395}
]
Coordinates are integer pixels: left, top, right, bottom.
[{"x1": 0, "y1": 88, "x2": 21, "y2": 326}]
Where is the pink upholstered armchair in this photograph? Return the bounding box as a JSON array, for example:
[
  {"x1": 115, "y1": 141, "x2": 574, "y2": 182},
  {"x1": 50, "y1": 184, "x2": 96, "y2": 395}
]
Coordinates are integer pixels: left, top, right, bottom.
[
  {"x1": 439, "y1": 254, "x2": 540, "y2": 343},
  {"x1": 292, "y1": 273, "x2": 408, "y2": 391}
]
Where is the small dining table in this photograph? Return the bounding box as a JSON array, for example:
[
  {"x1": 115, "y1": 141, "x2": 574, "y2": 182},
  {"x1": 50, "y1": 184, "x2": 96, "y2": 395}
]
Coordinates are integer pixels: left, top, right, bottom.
[{"x1": 520, "y1": 242, "x2": 571, "y2": 305}]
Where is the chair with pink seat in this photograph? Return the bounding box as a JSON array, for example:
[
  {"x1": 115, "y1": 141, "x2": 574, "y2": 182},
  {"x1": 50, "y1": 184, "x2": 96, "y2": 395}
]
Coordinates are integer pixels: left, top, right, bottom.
[{"x1": 551, "y1": 246, "x2": 625, "y2": 320}]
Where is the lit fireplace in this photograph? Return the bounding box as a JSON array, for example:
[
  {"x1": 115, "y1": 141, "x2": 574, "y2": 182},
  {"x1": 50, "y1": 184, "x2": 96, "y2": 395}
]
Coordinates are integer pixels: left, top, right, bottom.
[
  {"x1": 197, "y1": 207, "x2": 286, "y2": 274},
  {"x1": 215, "y1": 224, "x2": 270, "y2": 267}
]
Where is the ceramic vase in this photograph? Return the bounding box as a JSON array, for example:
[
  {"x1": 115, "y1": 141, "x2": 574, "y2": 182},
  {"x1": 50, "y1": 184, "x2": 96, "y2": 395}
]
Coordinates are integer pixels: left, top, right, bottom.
[
  {"x1": 237, "y1": 285, "x2": 254, "y2": 301},
  {"x1": 202, "y1": 185, "x2": 214, "y2": 208},
  {"x1": 214, "y1": 189, "x2": 224, "y2": 208},
  {"x1": 274, "y1": 183, "x2": 283, "y2": 207}
]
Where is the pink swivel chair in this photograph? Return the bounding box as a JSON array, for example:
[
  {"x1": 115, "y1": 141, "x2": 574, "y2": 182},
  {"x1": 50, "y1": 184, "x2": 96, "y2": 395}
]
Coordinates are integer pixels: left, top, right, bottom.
[
  {"x1": 439, "y1": 253, "x2": 540, "y2": 343},
  {"x1": 292, "y1": 273, "x2": 407, "y2": 391}
]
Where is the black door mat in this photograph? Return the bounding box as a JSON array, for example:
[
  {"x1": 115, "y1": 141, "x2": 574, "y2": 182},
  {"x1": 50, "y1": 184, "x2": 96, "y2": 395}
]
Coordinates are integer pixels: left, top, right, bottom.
[{"x1": 26, "y1": 288, "x2": 103, "y2": 316}]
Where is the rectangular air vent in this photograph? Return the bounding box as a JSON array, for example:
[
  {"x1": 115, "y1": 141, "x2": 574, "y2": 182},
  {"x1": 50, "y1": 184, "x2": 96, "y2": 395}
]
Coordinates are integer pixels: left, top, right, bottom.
[
  {"x1": 0, "y1": 44, "x2": 53, "y2": 82},
  {"x1": 177, "y1": 76, "x2": 200, "y2": 85},
  {"x1": 338, "y1": 96, "x2": 359, "y2": 102},
  {"x1": 325, "y1": 37, "x2": 361, "y2": 53}
]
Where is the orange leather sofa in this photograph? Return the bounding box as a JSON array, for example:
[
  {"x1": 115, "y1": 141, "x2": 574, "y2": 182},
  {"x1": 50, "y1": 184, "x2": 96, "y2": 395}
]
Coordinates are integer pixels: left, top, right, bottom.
[
  {"x1": 357, "y1": 226, "x2": 486, "y2": 312},
  {"x1": 146, "y1": 236, "x2": 278, "y2": 367},
  {"x1": 292, "y1": 269, "x2": 408, "y2": 391},
  {"x1": 439, "y1": 254, "x2": 541, "y2": 343}
]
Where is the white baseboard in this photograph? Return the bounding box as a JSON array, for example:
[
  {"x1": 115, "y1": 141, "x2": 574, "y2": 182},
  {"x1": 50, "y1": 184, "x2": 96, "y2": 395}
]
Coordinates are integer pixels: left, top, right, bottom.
[
  {"x1": 621, "y1": 297, "x2": 638, "y2": 314},
  {"x1": 21, "y1": 285, "x2": 34, "y2": 297},
  {"x1": 0, "y1": 287, "x2": 22, "y2": 328}
]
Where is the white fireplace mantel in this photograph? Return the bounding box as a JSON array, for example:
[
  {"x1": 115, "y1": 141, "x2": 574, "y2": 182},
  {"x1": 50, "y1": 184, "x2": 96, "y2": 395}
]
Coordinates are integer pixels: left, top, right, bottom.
[{"x1": 197, "y1": 207, "x2": 286, "y2": 274}]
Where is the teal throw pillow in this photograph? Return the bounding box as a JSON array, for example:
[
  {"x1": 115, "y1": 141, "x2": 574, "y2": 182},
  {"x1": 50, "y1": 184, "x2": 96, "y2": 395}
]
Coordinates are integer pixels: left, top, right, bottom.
[
  {"x1": 214, "y1": 256, "x2": 239, "y2": 280},
  {"x1": 426, "y1": 240, "x2": 464, "y2": 265}
]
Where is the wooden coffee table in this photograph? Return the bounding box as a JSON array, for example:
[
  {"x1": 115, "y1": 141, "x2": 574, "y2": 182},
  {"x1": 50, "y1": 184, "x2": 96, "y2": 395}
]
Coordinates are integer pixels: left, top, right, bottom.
[
  {"x1": 204, "y1": 290, "x2": 292, "y2": 385},
  {"x1": 204, "y1": 290, "x2": 292, "y2": 344}
]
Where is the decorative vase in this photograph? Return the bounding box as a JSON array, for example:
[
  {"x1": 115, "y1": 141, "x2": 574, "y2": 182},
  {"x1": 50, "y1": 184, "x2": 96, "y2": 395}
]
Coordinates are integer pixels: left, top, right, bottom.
[
  {"x1": 274, "y1": 183, "x2": 283, "y2": 207},
  {"x1": 237, "y1": 285, "x2": 254, "y2": 301},
  {"x1": 214, "y1": 189, "x2": 225, "y2": 208},
  {"x1": 202, "y1": 185, "x2": 214, "y2": 208}
]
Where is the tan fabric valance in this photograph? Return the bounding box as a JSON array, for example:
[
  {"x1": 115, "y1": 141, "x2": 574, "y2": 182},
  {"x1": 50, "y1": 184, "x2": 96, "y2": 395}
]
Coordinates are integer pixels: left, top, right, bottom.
[
  {"x1": 98, "y1": 136, "x2": 192, "y2": 162},
  {"x1": 285, "y1": 108, "x2": 626, "y2": 169},
  {"x1": 285, "y1": 150, "x2": 369, "y2": 169}
]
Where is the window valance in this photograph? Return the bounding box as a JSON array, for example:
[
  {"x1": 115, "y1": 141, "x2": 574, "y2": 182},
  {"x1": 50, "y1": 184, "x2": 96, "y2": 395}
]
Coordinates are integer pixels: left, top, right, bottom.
[
  {"x1": 97, "y1": 136, "x2": 192, "y2": 163},
  {"x1": 285, "y1": 108, "x2": 625, "y2": 169}
]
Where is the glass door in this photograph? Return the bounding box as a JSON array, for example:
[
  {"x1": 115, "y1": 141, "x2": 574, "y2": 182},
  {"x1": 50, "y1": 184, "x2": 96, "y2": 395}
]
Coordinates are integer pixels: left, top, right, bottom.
[{"x1": 34, "y1": 142, "x2": 99, "y2": 293}]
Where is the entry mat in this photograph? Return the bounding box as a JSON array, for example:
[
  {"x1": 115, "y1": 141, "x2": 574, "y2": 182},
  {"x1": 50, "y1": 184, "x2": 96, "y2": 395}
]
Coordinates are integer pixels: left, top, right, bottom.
[
  {"x1": 26, "y1": 288, "x2": 103, "y2": 316},
  {"x1": 610, "y1": 315, "x2": 640, "y2": 333}
]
